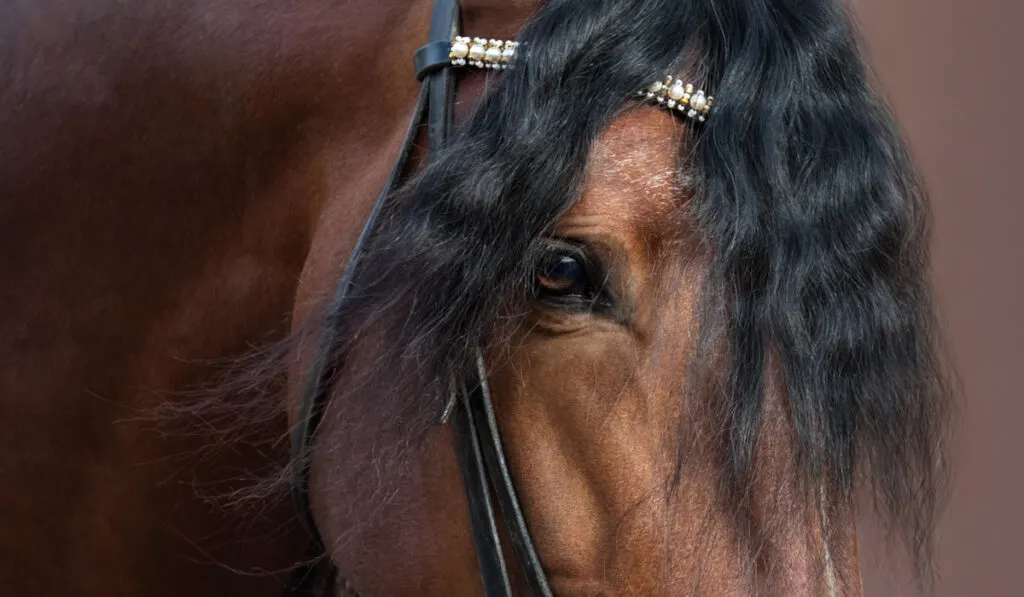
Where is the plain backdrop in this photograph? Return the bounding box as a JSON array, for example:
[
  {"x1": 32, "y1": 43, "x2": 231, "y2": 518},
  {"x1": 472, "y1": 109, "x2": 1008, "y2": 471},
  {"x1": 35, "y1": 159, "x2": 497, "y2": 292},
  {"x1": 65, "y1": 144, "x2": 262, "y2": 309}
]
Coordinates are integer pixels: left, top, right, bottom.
[{"x1": 851, "y1": 0, "x2": 1024, "y2": 595}]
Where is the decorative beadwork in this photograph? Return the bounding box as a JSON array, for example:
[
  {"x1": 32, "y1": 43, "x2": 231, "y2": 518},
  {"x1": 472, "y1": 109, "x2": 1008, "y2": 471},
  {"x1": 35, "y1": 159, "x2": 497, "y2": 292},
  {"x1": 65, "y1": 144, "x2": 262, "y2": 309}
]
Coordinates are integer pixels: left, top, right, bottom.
[
  {"x1": 449, "y1": 36, "x2": 518, "y2": 69},
  {"x1": 638, "y1": 76, "x2": 713, "y2": 123},
  {"x1": 448, "y1": 38, "x2": 715, "y2": 123}
]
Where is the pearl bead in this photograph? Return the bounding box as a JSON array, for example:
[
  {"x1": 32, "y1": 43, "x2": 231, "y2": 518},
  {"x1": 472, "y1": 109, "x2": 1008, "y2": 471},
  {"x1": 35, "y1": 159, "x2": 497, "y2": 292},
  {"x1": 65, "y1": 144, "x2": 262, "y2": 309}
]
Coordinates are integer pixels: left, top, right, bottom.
[
  {"x1": 668, "y1": 83, "x2": 686, "y2": 101},
  {"x1": 690, "y1": 92, "x2": 708, "y2": 112},
  {"x1": 650, "y1": 81, "x2": 664, "y2": 93},
  {"x1": 485, "y1": 46, "x2": 502, "y2": 62},
  {"x1": 451, "y1": 41, "x2": 469, "y2": 59},
  {"x1": 469, "y1": 44, "x2": 485, "y2": 61}
]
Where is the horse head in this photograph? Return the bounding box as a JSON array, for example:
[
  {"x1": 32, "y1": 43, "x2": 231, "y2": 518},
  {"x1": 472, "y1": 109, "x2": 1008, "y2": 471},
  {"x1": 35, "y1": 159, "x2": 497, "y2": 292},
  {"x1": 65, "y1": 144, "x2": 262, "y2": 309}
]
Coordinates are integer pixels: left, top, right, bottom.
[{"x1": 286, "y1": 0, "x2": 951, "y2": 594}]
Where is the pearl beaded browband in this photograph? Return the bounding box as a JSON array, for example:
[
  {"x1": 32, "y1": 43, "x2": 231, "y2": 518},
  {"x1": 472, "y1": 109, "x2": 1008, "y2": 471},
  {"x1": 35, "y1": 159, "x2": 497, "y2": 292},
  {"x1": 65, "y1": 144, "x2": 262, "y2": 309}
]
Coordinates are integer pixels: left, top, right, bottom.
[
  {"x1": 447, "y1": 36, "x2": 713, "y2": 123},
  {"x1": 637, "y1": 77, "x2": 712, "y2": 122},
  {"x1": 449, "y1": 36, "x2": 519, "y2": 69}
]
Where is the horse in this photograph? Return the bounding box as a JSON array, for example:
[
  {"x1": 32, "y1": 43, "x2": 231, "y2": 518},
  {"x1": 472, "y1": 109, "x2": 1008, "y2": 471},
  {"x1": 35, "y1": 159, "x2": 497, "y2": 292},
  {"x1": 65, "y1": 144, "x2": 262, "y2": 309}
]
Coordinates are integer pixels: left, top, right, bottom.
[{"x1": 0, "y1": 0, "x2": 952, "y2": 595}]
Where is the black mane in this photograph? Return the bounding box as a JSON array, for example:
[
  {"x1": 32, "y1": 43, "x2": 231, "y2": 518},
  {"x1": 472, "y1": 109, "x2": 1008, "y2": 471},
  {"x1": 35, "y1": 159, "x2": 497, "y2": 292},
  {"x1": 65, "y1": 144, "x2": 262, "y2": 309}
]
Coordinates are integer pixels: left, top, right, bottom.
[{"x1": 283, "y1": 0, "x2": 951, "y2": 591}]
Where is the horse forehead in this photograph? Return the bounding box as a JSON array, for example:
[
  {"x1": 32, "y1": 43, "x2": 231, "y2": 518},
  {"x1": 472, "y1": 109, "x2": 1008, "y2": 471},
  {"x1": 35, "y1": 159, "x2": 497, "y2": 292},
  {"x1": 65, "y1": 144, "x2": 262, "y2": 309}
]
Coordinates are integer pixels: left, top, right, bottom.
[{"x1": 573, "y1": 108, "x2": 686, "y2": 233}]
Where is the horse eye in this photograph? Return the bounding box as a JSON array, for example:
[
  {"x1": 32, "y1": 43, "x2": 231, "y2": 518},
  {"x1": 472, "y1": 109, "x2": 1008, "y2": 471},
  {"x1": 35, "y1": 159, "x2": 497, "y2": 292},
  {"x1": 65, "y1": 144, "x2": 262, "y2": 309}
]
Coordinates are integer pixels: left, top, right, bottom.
[
  {"x1": 534, "y1": 250, "x2": 605, "y2": 307},
  {"x1": 537, "y1": 255, "x2": 586, "y2": 294}
]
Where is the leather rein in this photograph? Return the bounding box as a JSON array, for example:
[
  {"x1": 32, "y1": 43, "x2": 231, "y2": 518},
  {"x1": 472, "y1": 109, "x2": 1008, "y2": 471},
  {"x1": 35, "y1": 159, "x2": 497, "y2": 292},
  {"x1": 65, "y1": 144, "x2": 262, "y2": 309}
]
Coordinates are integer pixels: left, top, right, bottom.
[{"x1": 287, "y1": 0, "x2": 553, "y2": 595}]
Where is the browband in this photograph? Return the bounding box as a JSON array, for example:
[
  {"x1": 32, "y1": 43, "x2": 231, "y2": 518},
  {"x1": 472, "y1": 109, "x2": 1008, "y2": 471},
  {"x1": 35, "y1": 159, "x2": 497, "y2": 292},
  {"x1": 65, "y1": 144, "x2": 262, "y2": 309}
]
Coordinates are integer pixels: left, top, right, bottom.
[{"x1": 445, "y1": 36, "x2": 714, "y2": 122}]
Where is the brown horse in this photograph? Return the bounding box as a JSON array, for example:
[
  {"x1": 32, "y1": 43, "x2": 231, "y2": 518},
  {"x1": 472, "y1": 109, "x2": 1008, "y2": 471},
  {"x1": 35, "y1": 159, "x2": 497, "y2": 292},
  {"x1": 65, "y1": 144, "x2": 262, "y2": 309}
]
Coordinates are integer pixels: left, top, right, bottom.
[{"x1": 0, "y1": 0, "x2": 951, "y2": 595}]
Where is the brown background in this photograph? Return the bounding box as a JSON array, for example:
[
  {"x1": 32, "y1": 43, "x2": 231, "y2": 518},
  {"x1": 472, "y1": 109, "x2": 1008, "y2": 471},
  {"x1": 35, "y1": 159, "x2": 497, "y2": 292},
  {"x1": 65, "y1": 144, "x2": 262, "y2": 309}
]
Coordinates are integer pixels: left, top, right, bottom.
[{"x1": 851, "y1": 0, "x2": 1024, "y2": 595}]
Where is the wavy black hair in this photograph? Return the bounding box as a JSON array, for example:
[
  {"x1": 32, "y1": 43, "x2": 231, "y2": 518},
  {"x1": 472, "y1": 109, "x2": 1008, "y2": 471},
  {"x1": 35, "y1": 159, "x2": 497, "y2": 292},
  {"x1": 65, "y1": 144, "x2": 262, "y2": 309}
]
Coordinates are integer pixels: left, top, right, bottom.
[{"x1": 279, "y1": 0, "x2": 953, "y2": 592}]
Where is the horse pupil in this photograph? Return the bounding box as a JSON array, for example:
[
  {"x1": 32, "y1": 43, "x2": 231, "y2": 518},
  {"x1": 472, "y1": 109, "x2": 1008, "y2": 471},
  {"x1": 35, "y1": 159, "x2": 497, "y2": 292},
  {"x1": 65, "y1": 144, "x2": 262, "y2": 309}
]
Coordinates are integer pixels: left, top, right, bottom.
[{"x1": 551, "y1": 256, "x2": 580, "y2": 281}]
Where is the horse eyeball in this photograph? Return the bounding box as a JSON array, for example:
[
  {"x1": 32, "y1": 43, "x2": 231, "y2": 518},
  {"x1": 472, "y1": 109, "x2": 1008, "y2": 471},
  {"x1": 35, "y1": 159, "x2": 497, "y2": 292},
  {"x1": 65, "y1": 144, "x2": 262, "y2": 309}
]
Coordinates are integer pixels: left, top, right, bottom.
[{"x1": 536, "y1": 255, "x2": 588, "y2": 296}]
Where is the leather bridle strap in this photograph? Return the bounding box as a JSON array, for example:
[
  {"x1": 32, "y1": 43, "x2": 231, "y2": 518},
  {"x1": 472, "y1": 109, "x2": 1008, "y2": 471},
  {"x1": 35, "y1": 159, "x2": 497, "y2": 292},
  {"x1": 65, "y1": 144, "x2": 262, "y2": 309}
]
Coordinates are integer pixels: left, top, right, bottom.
[
  {"x1": 288, "y1": 0, "x2": 459, "y2": 553},
  {"x1": 288, "y1": 0, "x2": 554, "y2": 595},
  {"x1": 456, "y1": 352, "x2": 555, "y2": 597},
  {"x1": 282, "y1": 85, "x2": 432, "y2": 597}
]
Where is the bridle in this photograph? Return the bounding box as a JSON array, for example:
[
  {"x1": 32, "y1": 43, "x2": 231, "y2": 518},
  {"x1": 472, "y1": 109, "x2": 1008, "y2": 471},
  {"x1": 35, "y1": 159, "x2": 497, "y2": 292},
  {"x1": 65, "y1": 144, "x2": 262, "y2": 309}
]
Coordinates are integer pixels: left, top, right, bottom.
[
  {"x1": 285, "y1": 1, "x2": 718, "y2": 593},
  {"x1": 287, "y1": 0, "x2": 554, "y2": 595}
]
